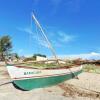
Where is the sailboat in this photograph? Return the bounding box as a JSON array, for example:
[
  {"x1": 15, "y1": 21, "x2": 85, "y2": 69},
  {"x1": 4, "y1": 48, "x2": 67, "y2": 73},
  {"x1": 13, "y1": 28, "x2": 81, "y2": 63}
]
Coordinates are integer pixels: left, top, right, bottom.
[{"x1": 6, "y1": 13, "x2": 82, "y2": 91}]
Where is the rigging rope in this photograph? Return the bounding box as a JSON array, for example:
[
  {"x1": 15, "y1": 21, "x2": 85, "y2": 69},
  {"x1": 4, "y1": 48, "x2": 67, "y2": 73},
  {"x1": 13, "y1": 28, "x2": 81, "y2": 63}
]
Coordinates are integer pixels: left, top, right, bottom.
[{"x1": 32, "y1": 12, "x2": 60, "y2": 66}]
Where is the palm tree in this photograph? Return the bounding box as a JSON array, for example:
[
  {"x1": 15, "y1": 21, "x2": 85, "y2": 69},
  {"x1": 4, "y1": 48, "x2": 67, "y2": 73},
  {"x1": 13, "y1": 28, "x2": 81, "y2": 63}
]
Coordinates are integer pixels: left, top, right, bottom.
[{"x1": 0, "y1": 35, "x2": 12, "y2": 62}]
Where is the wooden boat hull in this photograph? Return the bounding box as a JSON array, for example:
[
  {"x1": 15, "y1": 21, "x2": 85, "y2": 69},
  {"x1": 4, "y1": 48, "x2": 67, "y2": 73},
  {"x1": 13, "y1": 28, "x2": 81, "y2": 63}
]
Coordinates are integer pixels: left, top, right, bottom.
[
  {"x1": 13, "y1": 70, "x2": 82, "y2": 90},
  {"x1": 6, "y1": 65, "x2": 82, "y2": 90}
]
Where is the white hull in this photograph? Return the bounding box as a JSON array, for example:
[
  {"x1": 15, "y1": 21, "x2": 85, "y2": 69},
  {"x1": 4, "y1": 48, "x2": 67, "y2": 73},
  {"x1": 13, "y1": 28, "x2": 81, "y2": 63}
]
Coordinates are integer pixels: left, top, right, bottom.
[{"x1": 7, "y1": 65, "x2": 82, "y2": 80}]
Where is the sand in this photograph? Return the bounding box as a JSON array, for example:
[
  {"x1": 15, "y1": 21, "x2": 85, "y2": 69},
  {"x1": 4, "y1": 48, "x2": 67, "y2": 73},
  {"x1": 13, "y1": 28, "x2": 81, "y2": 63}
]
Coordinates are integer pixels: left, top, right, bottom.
[{"x1": 0, "y1": 65, "x2": 100, "y2": 100}]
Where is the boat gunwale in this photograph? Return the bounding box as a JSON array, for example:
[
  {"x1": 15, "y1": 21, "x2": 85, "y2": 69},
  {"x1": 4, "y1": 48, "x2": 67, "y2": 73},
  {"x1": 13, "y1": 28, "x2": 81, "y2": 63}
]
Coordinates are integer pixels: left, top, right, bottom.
[
  {"x1": 7, "y1": 64, "x2": 81, "y2": 70},
  {"x1": 12, "y1": 69, "x2": 82, "y2": 80}
]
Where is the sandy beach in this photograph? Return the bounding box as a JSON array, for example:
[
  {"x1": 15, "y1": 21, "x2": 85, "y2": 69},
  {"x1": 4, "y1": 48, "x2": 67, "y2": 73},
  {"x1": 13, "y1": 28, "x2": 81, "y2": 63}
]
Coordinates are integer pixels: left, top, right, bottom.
[{"x1": 0, "y1": 65, "x2": 100, "y2": 100}]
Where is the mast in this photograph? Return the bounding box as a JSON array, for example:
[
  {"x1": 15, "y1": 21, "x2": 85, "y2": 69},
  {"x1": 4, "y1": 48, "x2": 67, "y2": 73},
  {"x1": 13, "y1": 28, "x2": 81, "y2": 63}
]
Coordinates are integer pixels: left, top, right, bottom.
[
  {"x1": 32, "y1": 12, "x2": 60, "y2": 65},
  {"x1": 31, "y1": 12, "x2": 78, "y2": 79}
]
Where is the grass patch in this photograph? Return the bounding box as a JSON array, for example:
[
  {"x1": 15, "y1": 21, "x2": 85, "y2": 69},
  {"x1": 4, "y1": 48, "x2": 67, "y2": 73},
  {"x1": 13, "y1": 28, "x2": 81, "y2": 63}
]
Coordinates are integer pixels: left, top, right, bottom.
[
  {"x1": 16, "y1": 63, "x2": 60, "y2": 69},
  {"x1": 16, "y1": 62, "x2": 75, "y2": 69},
  {"x1": 83, "y1": 64, "x2": 100, "y2": 74}
]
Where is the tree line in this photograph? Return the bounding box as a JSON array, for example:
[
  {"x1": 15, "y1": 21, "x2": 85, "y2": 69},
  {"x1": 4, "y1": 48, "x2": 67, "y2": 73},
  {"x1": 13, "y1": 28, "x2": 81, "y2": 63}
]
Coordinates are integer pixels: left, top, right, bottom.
[
  {"x1": 0, "y1": 35, "x2": 46, "y2": 63},
  {"x1": 0, "y1": 35, "x2": 12, "y2": 62}
]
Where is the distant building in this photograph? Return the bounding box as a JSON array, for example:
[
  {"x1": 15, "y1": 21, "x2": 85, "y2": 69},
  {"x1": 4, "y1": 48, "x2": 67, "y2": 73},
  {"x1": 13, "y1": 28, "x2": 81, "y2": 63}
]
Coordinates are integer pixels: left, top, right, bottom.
[{"x1": 36, "y1": 56, "x2": 47, "y2": 61}]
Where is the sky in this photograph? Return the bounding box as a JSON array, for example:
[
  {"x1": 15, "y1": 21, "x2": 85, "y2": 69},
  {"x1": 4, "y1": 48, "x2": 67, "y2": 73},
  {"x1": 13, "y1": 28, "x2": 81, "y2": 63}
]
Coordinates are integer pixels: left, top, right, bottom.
[{"x1": 0, "y1": 0, "x2": 100, "y2": 59}]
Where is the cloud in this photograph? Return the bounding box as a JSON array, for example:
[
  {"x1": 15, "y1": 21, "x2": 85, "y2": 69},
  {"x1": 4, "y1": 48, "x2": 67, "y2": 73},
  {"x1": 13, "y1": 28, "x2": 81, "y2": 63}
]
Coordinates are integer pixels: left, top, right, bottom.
[
  {"x1": 58, "y1": 52, "x2": 100, "y2": 60},
  {"x1": 50, "y1": 31, "x2": 76, "y2": 47},
  {"x1": 17, "y1": 27, "x2": 33, "y2": 35},
  {"x1": 17, "y1": 27, "x2": 37, "y2": 41},
  {"x1": 17, "y1": 27, "x2": 76, "y2": 49},
  {"x1": 46, "y1": 31, "x2": 76, "y2": 48},
  {"x1": 48, "y1": 31, "x2": 76, "y2": 47},
  {"x1": 38, "y1": 39, "x2": 49, "y2": 48},
  {"x1": 58, "y1": 31, "x2": 75, "y2": 43},
  {"x1": 17, "y1": 27, "x2": 50, "y2": 48},
  {"x1": 18, "y1": 49, "x2": 24, "y2": 55},
  {"x1": 51, "y1": 40, "x2": 61, "y2": 47}
]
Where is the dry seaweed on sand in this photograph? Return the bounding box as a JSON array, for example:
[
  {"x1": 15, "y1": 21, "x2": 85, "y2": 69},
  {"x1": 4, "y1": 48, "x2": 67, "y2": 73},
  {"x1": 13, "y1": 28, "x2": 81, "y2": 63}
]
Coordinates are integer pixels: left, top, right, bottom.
[{"x1": 58, "y1": 83, "x2": 100, "y2": 99}]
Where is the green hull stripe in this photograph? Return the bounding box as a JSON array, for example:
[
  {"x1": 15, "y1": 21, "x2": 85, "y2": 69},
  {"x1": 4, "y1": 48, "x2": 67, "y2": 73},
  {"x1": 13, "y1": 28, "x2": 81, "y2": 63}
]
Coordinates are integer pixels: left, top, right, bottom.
[{"x1": 13, "y1": 70, "x2": 82, "y2": 90}]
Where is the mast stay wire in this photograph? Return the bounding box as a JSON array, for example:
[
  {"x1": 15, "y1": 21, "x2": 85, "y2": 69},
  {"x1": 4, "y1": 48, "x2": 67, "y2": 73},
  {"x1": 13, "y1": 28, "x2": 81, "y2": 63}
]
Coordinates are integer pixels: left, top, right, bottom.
[
  {"x1": 32, "y1": 12, "x2": 60, "y2": 66},
  {"x1": 31, "y1": 12, "x2": 46, "y2": 55}
]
